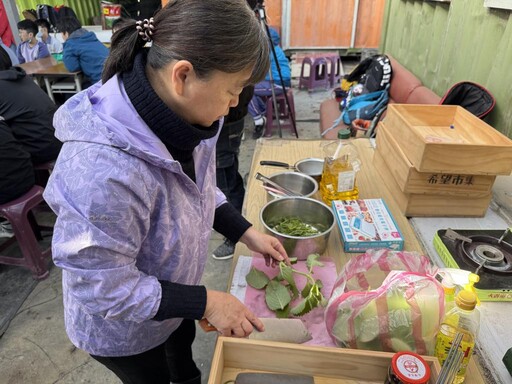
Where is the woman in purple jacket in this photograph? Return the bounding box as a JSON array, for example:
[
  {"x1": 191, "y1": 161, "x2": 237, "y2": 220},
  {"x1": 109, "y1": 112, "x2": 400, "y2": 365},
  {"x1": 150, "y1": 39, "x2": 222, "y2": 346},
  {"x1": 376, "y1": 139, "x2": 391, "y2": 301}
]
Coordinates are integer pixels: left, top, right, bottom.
[{"x1": 43, "y1": 1, "x2": 288, "y2": 383}]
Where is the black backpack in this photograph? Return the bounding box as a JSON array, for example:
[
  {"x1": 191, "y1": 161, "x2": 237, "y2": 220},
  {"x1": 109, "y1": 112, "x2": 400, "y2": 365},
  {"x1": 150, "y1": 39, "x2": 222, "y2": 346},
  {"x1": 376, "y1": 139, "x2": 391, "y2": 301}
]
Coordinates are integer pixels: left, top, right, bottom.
[
  {"x1": 36, "y1": 4, "x2": 59, "y2": 32},
  {"x1": 57, "y1": 6, "x2": 79, "y2": 23},
  {"x1": 344, "y1": 54, "x2": 392, "y2": 93},
  {"x1": 440, "y1": 81, "x2": 495, "y2": 120}
]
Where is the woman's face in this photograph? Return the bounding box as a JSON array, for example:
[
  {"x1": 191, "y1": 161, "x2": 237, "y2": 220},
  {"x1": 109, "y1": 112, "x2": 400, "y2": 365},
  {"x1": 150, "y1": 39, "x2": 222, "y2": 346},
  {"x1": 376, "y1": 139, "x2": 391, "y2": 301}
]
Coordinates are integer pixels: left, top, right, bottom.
[
  {"x1": 183, "y1": 68, "x2": 251, "y2": 126},
  {"x1": 150, "y1": 62, "x2": 252, "y2": 127}
]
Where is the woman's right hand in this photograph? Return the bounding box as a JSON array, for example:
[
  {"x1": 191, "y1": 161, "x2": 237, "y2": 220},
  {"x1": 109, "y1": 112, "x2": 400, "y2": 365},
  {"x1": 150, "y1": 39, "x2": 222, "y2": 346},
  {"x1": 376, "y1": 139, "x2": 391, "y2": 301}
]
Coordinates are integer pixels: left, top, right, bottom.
[{"x1": 203, "y1": 290, "x2": 264, "y2": 338}]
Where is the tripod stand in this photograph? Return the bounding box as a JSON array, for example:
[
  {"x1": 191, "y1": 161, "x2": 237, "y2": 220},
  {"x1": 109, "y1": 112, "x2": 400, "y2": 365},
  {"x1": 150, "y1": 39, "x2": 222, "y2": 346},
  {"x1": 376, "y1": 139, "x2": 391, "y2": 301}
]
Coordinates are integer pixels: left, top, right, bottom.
[{"x1": 253, "y1": 3, "x2": 298, "y2": 138}]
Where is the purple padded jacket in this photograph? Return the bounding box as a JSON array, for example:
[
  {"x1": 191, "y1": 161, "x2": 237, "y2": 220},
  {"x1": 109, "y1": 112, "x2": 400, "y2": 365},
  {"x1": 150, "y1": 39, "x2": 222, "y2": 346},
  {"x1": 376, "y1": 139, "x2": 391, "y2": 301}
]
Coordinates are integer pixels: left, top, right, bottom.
[{"x1": 44, "y1": 75, "x2": 225, "y2": 356}]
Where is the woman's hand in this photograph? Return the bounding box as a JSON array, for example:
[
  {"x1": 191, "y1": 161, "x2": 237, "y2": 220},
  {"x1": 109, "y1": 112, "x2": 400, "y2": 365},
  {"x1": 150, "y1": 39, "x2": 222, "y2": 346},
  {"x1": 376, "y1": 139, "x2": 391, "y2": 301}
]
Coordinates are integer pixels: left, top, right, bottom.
[
  {"x1": 240, "y1": 227, "x2": 290, "y2": 267},
  {"x1": 203, "y1": 290, "x2": 264, "y2": 337}
]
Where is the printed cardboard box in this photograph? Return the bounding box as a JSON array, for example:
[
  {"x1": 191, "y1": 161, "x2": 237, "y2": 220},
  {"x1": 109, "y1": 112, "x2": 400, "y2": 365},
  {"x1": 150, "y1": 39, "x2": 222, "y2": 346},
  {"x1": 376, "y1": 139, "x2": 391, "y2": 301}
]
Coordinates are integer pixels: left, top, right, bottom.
[{"x1": 332, "y1": 199, "x2": 404, "y2": 252}]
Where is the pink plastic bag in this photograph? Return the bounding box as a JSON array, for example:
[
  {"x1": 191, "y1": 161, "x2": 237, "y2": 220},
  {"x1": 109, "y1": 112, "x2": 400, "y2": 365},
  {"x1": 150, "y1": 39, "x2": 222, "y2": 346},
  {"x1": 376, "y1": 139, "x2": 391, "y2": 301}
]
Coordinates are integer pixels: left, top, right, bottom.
[{"x1": 325, "y1": 249, "x2": 444, "y2": 355}]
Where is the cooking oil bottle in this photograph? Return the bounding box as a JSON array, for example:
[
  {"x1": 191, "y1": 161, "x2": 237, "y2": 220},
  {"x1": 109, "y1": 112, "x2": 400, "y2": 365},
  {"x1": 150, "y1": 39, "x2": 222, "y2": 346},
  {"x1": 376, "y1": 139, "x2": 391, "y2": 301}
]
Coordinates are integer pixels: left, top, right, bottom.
[
  {"x1": 319, "y1": 129, "x2": 361, "y2": 204},
  {"x1": 434, "y1": 289, "x2": 480, "y2": 384}
]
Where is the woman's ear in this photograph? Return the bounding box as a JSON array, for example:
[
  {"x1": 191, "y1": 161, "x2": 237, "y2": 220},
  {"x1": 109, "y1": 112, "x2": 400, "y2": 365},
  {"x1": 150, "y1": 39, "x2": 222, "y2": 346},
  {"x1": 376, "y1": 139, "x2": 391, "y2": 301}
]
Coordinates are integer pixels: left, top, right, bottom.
[{"x1": 171, "y1": 60, "x2": 194, "y2": 97}]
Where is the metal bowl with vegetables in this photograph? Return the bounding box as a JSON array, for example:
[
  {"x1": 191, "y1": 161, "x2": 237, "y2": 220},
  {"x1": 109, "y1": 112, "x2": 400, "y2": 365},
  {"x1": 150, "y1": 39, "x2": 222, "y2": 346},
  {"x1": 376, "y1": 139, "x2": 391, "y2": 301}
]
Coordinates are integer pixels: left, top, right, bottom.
[{"x1": 260, "y1": 197, "x2": 335, "y2": 260}]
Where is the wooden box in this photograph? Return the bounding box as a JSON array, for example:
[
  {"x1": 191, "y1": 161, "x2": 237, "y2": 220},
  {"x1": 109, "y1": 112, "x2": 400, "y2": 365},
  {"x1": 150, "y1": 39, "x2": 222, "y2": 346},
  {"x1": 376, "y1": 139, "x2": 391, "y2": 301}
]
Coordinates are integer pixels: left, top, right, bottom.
[
  {"x1": 373, "y1": 150, "x2": 492, "y2": 217},
  {"x1": 376, "y1": 122, "x2": 496, "y2": 195},
  {"x1": 209, "y1": 337, "x2": 441, "y2": 384},
  {"x1": 384, "y1": 104, "x2": 512, "y2": 175}
]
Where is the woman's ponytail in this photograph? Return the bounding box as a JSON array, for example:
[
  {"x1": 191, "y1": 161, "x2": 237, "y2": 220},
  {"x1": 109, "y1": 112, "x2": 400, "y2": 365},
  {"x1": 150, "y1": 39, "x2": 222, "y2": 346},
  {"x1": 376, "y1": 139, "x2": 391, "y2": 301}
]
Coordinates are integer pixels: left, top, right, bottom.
[{"x1": 101, "y1": 20, "x2": 146, "y2": 83}]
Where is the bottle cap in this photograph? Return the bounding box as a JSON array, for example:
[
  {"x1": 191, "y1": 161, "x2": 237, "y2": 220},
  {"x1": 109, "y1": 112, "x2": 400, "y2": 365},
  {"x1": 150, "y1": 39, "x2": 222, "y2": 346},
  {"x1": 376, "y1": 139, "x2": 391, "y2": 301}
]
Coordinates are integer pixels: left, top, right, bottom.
[
  {"x1": 456, "y1": 290, "x2": 477, "y2": 310},
  {"x1": 337, "y1": 129, "x2": 351, "y2": 140},
  {"x1": 390, "y1": 351, "x2": 431, "y2": 384},
  {"x1": 442, "y1": 275, "x2": 456, "y2": 294}
]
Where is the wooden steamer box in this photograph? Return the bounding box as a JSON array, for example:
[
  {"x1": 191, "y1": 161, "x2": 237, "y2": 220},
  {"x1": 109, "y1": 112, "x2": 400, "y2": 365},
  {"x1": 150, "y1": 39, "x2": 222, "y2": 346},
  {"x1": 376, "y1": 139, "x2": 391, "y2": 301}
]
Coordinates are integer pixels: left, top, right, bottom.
[
  {"x1": 209, "y1": 338, "x2": 441, "y2": 384},
  {"x1": 374, "y1": 148, "x2": 492, "y2": 216},
  {"x1": 375, "y1": 125, "x2": 496, "y2": 196},
  {"x1": 384, "y1": 104, "x2": 512, "y2": 175},
  {"x1": 373, "y1": 105, "x2": 512, "y2": 216}
]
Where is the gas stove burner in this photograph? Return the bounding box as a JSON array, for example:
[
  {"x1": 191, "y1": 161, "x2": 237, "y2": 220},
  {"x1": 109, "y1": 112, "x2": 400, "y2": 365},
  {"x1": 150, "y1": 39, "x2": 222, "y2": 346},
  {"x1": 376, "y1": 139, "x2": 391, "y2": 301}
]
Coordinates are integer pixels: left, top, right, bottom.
[
  {"x1": 434, "y1": 229, "x2": 512, "y2": 301},
  {"x1": 461, "y1": 236, "x2": 512, "y2": 274},
  {"x1": 474, "y1": 244, "x2": 504, "y2": 263}
]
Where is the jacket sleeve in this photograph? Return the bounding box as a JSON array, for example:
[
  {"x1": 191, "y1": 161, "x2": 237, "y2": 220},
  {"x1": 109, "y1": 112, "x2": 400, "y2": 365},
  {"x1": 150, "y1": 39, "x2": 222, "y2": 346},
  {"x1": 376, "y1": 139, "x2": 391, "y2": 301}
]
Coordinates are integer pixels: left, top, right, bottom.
[
  {"x1": 16, "y1": 45, "x2": 25, "y2": 64},
  {"x1": 38, "y1": 42, "x2": 50, "y2": 59},
  {"x1": 62, "y1": 42, "x2": 81, "y2": 72},
  {"x1": 46, "y1": 146, "x2": 162, "y2": 323}
]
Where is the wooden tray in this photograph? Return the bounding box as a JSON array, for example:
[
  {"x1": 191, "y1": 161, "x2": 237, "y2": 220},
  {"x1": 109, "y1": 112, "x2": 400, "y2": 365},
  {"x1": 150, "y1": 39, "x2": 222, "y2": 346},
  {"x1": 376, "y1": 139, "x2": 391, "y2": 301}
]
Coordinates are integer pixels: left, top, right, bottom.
[
  {"x1": 209, "y1": 337, "x2": 441, "y2": 384},
  {"x1": 376, "y1": 122, "x2": 496, "y2": 195},
  {"x1": 373, "y1": 150, "x2": 492, "y2": 217},
  {"x1": 384, "y1": 104, "x2": 512, "y2": 175}
]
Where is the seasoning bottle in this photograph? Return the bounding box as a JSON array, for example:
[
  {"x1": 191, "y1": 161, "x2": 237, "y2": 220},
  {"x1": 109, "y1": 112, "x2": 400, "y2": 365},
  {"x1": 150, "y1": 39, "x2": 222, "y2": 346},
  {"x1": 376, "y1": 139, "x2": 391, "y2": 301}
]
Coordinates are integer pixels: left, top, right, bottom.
[
  {"x1": 434, "y1": 290, "x2": 480, "y2": 384},
  {"x1": 319, "y1": 129, "x2": 361, "y2": 204},
  {"x1": 385, "y1": 351, "x2": 431, "y2": 384}
]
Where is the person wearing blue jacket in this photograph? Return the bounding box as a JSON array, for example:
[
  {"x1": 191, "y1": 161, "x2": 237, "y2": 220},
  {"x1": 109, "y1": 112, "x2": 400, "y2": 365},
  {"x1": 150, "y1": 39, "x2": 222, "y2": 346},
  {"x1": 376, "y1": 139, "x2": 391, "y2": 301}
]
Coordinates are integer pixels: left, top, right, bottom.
[{"x1": 57, "y1": 16, "x2": 108, "y2": 86}]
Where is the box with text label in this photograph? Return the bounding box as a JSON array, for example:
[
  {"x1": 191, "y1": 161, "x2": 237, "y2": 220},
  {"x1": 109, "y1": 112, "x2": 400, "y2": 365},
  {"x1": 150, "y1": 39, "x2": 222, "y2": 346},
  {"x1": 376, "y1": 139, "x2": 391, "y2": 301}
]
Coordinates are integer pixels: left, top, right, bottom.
[{"x1": 332, "y1": 199, "x2": 404, "y2": 252}]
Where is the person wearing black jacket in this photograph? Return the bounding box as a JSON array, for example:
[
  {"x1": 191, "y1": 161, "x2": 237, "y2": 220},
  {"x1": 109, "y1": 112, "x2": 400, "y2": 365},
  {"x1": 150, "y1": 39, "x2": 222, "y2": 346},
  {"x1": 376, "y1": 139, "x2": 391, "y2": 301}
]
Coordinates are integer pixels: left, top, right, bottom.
[
  {"x1": 0, "y1": 48, "x2": 61, "y2": 206},
  {"x1": 212, "y1": 85, "x2": 254, "y2": 259}
]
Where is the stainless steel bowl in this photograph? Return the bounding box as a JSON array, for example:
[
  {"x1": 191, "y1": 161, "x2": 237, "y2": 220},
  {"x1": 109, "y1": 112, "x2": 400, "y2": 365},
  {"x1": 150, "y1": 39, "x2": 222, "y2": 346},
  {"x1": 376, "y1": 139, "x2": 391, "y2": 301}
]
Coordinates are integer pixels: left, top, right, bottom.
[
  {"x1": 266, "y1": 172, "x2": 318, "y2": 201},
  {"x1": 294, "y1": 158, "x2": 324, "y2": 182},
  {"x1": 260, "y1": 197, "x2": 335, "y2": 260},
  {"x1": 260, "y1": 158, "x2": 324, "y2": 182}
]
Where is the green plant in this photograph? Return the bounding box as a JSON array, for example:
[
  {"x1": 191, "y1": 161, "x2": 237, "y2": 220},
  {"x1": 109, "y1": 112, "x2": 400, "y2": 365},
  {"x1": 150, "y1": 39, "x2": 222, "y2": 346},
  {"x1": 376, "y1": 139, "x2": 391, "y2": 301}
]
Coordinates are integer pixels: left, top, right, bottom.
[
  {"x1": 270, "y1": 217, "x2": 323, "y2": 237},
  {"x1": 245, "y1": 254, "x2": 328, "y2": 318}
]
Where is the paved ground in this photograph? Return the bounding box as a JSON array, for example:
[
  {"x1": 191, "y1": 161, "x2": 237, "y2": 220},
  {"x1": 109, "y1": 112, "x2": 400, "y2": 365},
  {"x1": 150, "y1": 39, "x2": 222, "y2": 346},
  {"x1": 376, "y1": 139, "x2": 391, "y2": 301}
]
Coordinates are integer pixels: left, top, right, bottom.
[{"x1": 0, "y1": 59, "x2": 355, "y2": 384}]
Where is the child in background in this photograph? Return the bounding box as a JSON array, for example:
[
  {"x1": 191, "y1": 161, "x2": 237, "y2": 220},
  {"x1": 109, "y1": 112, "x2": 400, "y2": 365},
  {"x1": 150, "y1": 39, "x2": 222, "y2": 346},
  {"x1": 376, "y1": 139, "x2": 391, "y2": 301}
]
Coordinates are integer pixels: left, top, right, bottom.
[
  {"x1": 43, "y1": 1, "x2": 289, "y2": 383},
  {"x1": 16, "y1": 19, "x2": 50, "y2": 63},
  {"x1": 35, "y1": 19, "x2": 63, "y2": 53},
  {"x1": 56, "y1": 16, "x2": 108, "y2": 85}
]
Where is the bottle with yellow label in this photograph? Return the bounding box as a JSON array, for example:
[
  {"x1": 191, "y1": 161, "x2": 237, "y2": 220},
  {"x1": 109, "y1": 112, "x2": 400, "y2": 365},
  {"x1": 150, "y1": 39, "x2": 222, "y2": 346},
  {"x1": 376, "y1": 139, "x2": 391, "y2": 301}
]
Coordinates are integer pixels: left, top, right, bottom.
[
  {"x1": 319, "y1": 129, "x2": 361, "y2": 204},
  {"x1": 434, "y1": 290, "x2": 480, "y2": 384}
]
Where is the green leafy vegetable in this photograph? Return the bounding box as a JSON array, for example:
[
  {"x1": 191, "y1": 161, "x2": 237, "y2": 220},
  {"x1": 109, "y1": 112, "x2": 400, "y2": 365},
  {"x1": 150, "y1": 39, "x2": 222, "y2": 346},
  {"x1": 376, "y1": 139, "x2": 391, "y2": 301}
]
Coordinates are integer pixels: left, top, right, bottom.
[
  {"x1": 245, "y1": 253, "x2": 327, "y2": 318},
  {"x1": 265, "y1": 279, "x2": 292, "y2": 311},
  {"x1": 272, "y1": 217, "x2": 323, "y2": 237},
  {"x1": 246, "y1": 267, "x2": 270, "y2": 289}
]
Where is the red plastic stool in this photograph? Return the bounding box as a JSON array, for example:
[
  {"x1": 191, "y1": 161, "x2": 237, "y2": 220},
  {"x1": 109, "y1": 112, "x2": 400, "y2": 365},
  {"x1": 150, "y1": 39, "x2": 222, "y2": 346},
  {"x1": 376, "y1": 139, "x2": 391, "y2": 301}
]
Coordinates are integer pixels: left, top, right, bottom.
[
  {"x1": 298, "y1": 56, "x2": 330, "y2": 92},
  {"x1": 264, "y1": 89, "x2": 298, "y2": 138},
  {"x1": 0, "y1": 185, "x2": 52, "y2": 279}
]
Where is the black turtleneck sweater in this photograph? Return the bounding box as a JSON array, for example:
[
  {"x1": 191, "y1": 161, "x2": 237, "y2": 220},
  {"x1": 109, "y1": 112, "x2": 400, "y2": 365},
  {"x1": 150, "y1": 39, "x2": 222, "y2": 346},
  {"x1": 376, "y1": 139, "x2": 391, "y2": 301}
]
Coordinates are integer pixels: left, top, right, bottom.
[{"x1": 121, "y1": 51, "x2": 251, "y2": 321}]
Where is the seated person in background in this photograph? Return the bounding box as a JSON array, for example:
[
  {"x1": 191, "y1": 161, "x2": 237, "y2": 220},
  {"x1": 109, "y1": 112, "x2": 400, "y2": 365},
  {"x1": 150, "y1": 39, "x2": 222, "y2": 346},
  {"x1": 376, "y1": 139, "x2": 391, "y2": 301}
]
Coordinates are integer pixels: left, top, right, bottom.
[
  {"x1": 35, "y1": 18, "x2": 63, "y2": 53},
  {"x1": 57, "y1": 16, "x2": 109, "y2": 86},
  {"x1": 0, "y1": 49, "x2": 61, "y2": 168},
  {"x1": 0, "y1": 119, "x2": 35, "y2": 238},
  {"x1": 248, "y1": 27, "x2": 291, "y2": 138},
  {"x1": 0, "y1": 48, "x2": 61, "y2": 237},
  {"x1": 16, "y1": 19, "x2": 50, "y2": 63}
]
